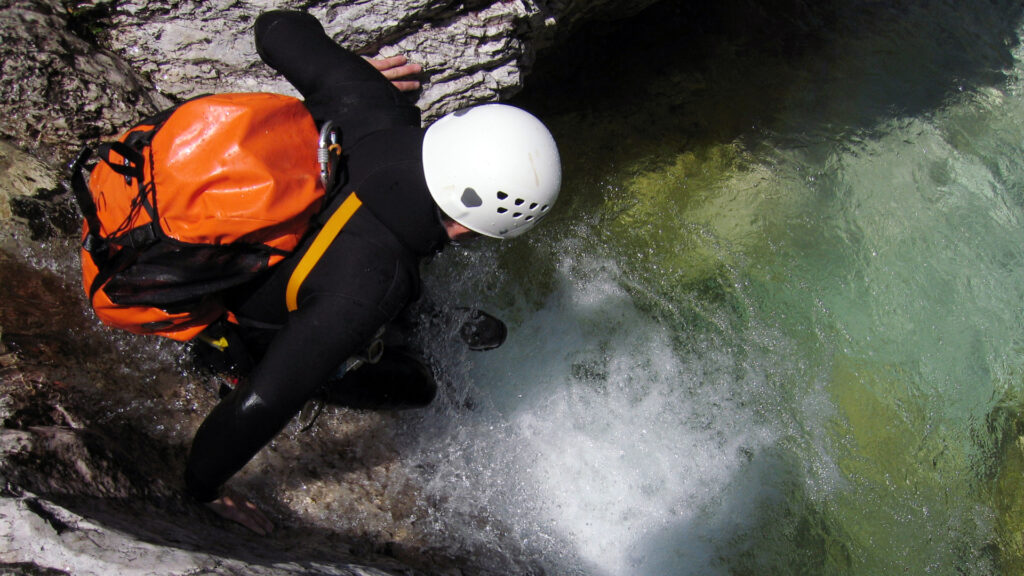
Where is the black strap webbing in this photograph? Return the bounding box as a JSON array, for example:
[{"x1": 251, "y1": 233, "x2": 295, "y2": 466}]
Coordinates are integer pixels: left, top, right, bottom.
[
  {"x1": 70, "y1": 147, "x2": 106, "y2": 257},
  {"x1": 98, "y1": 141, "x2": 145, "y2": 180}
]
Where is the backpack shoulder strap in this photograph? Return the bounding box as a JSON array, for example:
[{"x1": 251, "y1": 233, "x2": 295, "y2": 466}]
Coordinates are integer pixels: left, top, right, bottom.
[{"x1": 70, "y1": 147, "x2": 107, "y2": 256}]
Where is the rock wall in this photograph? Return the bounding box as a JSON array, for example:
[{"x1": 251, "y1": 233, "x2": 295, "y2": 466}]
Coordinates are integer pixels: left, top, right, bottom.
[
  {"x1": 0, "y1": 0, "x2": 661, "y2": 168},
  {"x1": 102, "y1": 0, "x2": 662, "y2": 122},
  {"x1": 107, "y1": 0, "x2": 547, "y2": 122},
  {"x1": 0, "y1": 1, "x2": 173, "y2": 167}
]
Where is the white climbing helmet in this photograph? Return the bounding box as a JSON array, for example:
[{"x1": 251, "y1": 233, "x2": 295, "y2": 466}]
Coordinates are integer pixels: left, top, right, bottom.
[{"x1": 422, "y1": 104, "x2": 561, "y2": 239}]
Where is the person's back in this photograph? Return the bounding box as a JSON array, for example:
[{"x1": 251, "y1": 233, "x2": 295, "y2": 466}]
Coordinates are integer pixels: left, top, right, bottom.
[
  {"x1": 184, "y1": 11, "x2": 444, "y2": 523},
  {"x1": 183, "y1": 10, "x2": 561, "y2": 534}
]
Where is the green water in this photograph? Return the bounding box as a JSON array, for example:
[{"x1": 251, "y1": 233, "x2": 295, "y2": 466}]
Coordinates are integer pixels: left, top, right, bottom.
[{"x1": 413, "y1": 1, "x2": 1024, "y2": 574}]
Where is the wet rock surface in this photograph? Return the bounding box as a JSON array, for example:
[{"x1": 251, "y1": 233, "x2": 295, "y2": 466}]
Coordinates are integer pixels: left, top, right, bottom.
[{"x1": 0, "y1": 240, "x2": 442, "y2": 575}]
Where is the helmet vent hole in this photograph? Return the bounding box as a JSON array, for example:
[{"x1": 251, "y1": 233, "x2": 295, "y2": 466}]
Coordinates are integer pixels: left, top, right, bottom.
[
  {"x1": 525, "y1": 215, "x2": 534, "y2": 221},
  {"x1": 529, "y1": 202, "x2": 538, "y2": 209},
  {"x1": 497, "y1": 207, "x2": 508, "y2": 214},
  {"x1": 496, "y1": 191, "x2": 509, "y2": 200},
  {"x1": 513, "y1": 212, "x2": 523, "y2": 218},
  {"x1": 461, "y1": 187, "x2": 483, "y2": 208},
  {"x1": 514, "y1": 198, "x2": 524, "y2": 206}
]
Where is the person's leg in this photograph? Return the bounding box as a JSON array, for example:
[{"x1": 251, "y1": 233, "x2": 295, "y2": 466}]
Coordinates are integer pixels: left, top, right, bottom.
[
  {"x1": 323, "y1": 348, "x2": 437, "y2": 410},
  {"x1": 190, "y1": 321, "x2": 259, "y2": 378},
  {"x1": 190, "y1": 321, "x2": 277, "y2": 379},
  {"x1": 399, "y1": 297, "x2": 508, "y2": 351}
]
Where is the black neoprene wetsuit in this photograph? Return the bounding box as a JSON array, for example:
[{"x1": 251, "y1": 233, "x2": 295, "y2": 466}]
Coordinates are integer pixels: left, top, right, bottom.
[{"x1": 183, "y1": 10, "x2": 448, "y2": 502}]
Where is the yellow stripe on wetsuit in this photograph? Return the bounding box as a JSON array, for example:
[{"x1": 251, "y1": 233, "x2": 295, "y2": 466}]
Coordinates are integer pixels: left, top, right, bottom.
[{"x1": 286, "y1": 192, "x2": 362, "y2": 312}]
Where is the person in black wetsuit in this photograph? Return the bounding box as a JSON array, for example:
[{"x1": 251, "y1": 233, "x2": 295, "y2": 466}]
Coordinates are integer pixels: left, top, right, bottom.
[{"x1": 183, "y1": 10, "x2": 561, "y2": 534}]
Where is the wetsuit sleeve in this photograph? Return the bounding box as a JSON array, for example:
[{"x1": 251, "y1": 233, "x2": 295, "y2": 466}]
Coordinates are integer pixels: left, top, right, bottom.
[
  {"x1": 253, "y1": 10, "x2": 421, "y2": 145},
  {"x1": 184, "y1": 293, "x2": 391, "y2": 502},
  {"x1": 184, "y1": 222, "x2": 418, "y2": 502}
]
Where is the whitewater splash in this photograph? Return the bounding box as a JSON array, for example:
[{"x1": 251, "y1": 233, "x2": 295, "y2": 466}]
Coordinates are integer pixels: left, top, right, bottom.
[{"x1": 412, "y1": 244, "x2": 797, "y2": 575}]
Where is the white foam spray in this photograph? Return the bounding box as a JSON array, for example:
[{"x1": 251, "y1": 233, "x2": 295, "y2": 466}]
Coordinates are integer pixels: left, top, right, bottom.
[{"x1": 412, "y1": 249, "x2": 783, "y2": 575}]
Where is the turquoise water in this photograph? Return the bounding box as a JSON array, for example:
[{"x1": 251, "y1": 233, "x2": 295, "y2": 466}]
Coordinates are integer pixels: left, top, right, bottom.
[{"x1": 409, "y1": 1, "x2": 1024, "y2": 574}]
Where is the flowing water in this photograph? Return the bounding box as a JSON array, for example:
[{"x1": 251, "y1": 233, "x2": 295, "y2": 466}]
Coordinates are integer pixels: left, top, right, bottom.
[{"x1": 401, "y1": 1, "x2": 1024, "y2": 574}]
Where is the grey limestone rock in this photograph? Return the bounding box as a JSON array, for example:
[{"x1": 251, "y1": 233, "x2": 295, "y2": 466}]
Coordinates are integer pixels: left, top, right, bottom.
[
  {"x1": 0, "y1": 0, "x2": 173, "y2": 166},
  {"x1": 0, "y1": 486, "x2": 415, "y2": 576},
  {"x1": 0, "y1": 0, "x2": 661, "y2": 167},
  {"x1": 106, "y1": 0, "x2": 557, "y2": 121}
]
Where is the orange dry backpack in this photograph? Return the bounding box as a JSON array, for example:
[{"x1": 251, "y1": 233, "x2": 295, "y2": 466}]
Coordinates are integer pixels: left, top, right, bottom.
[{"x1": 70, "y1": 93, "x2": 335, "y2": 341}]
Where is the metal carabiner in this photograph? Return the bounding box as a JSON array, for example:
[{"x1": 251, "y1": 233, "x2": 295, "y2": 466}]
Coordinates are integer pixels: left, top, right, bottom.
[{"x1": 318, "y1": 121, "x2": 342, "y2": 189}]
